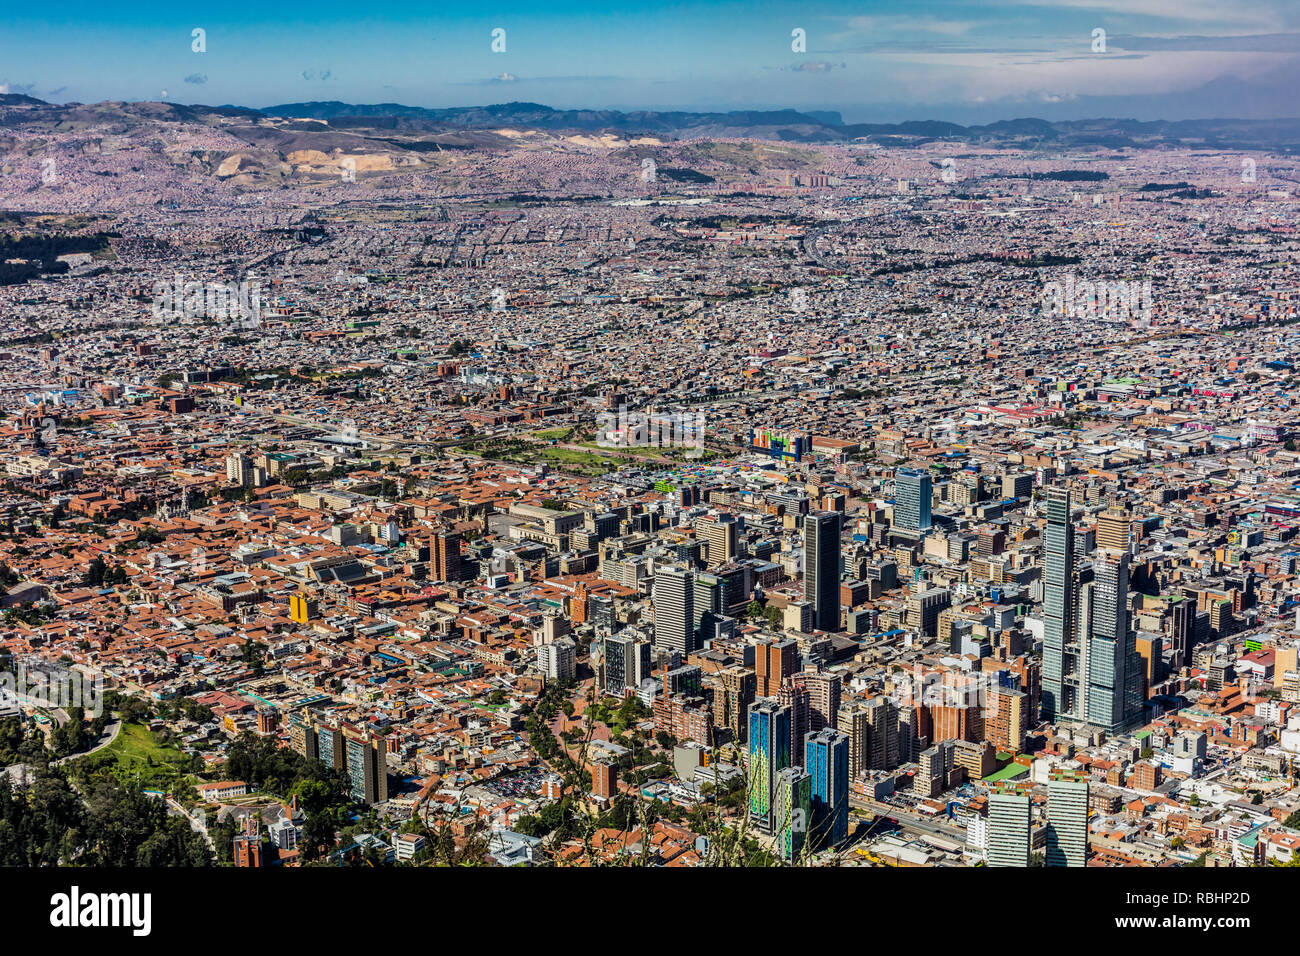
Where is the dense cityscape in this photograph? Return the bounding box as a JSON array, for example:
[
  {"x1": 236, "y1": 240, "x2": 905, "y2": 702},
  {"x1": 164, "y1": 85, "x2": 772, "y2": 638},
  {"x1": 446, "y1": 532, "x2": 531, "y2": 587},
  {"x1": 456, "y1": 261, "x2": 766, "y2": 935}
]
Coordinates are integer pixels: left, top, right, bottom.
[{"x1": 1, "y1": 17, "x2": 1299, "y2": 896}]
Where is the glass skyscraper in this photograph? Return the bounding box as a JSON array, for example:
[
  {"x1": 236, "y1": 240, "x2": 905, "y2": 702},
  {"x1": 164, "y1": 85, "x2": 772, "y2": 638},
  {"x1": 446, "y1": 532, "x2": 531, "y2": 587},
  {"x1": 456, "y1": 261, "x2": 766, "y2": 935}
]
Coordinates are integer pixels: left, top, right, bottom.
[
  {"x1": 749, "y1": 700, "x2": 791, "y2": 833},
  {"x1": 804, "y1": 511, "x2": 841, "y2": 632},
  {"x1": 1042, "y1": 487, "x2": 1078, "y2": 722},
  {"x1": 894, "y1": 468, "x2": 933, "y2": 532},
  {"x1": 804, "y1": 728, "x2": 850, "y2": 850}
]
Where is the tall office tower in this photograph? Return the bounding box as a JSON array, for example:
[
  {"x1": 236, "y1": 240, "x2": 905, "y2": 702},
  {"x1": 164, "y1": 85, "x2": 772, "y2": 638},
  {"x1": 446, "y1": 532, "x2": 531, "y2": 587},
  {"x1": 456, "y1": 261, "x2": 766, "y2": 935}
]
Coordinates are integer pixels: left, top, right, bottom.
[
  {"x1": 431, "y1": 530, "x2": 463, "y2": 583},
  {"x1": 589, "y1": 593, "x2": 616, "y2": 632},
  {"x1": 1170, "y1": 596, "x2": 1195, "y2": 671},
  {"x1": 698, "y1": 513, "x2": 740, "y2": 567},
  {"x1": 693, "y1": 572, "x2": 724, "y2": 630},
  {"x1": 653, "y1": 566, "x2": 696, "y2": 654},
  {"x1": 1045, "y1": 778, "x2": 1089, "y2": 867},
  {"x1": 714, "y1": 666, "x2": 756, "y2": 743},
  {"x1": 804, "y1": 728, "x2": 850, "y2": 850},
  {"x1": 986, "y1": 687, "x2": 1027, "y2": 753},
  {"x1": 986, "y1": 792, "x2": 1032, "y2": 867},
  {"x1": 1087, "y1": 551, "x2": 1141, "y2": 732},
  {"x1": 804, "y1": 511, "x2": 842, "y2": 632},
  {"x1": 773, "y1": 766, "x2": 812, "y2": 862},
  {"x1": 755, "y1": 638, "x2": 798, "y2": 697},
  {"x1": 837, "y1": 703, "x2": 870, "y2": 778},
  {"x1": 344, "y1": 731, "x2": 389, "y2": 805},
  {"x1": 603, "y1": 634, "x2": 631, "y2": 696},
  {"x1": 894, "y1": 468, "x2": 933, "y2": 532},
  {"x1": 795, "y1": 670, "x2": 842, "y2": 734},
  {"x1": 748, "y1": 700, "x2": 792, "y2": 833},
  {"x1": 1042, "y1": 487, "x2": 1078, "y2": 722},
  {"x1": 1096, "y1": 505, "x2": 1131, "y2": 555},
  {"x1": 864, "y1": 695, "x2": 900, "y2": 771}
]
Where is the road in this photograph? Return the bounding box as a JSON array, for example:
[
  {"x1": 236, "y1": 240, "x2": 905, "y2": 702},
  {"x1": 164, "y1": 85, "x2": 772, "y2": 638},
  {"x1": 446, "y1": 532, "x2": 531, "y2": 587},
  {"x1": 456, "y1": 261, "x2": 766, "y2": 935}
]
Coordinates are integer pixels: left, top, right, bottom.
[
  {"x1": 168, "y1": 796, "x2": 217, "y2": 856},
  {"x1": 53, "y1": 718, "x2": 121, "y2": 766},
  {"x1": 851, "y1": 795, "x2": 968, "y2": 844}
]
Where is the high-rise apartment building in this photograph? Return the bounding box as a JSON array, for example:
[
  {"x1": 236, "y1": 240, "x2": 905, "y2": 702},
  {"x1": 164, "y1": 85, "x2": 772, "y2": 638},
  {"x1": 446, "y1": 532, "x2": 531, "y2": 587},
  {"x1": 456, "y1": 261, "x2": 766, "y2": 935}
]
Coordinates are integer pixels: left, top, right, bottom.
[
  {"x1": 755, "y1": 638, "x2": 798, "y2": 698},
  {"x1": 864, "y1": 695, "x2": 900, "y2": 771},
  {"x1": 794, "y1": 669, "x2": 842, "y2": 734},
  {"x1": 713, "y1": 665, "x2": 756, "y2": 743},
  {"x1": 1045, "y1": 778, "x2": 1089, "y2": 867},
  {"x1": 987, "y1": 791, "x2": 1031, "y2": 867},
  {"x1": 986, "y1": 687, "x2": 1027, "y2": 753},
  {"x1": 837, "y1": 703, "x2": 871, "y2": 779}
]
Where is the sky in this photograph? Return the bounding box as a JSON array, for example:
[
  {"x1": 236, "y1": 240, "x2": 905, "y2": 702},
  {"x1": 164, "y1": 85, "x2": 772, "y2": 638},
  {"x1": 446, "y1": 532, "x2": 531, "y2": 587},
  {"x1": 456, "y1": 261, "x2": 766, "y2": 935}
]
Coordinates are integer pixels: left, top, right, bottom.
[{"x1": 3, "y1": 0, "x2": 1300, "y2": 123}]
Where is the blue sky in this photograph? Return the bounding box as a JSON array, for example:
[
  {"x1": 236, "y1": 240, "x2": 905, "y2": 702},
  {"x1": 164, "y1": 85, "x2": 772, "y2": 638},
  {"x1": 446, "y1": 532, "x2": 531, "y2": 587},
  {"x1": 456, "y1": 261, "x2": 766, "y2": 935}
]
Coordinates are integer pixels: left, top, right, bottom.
[{"x1": 4, "y1": 0, "x2": 1300, "y2": 121}]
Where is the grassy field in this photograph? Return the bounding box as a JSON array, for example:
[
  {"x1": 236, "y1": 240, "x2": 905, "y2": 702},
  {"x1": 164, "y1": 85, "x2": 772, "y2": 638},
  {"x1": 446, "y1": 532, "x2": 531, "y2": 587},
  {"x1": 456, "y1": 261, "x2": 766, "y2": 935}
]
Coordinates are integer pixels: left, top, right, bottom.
[{"x1": 74, "y1": 720, "x2": 196, "y2": 790}]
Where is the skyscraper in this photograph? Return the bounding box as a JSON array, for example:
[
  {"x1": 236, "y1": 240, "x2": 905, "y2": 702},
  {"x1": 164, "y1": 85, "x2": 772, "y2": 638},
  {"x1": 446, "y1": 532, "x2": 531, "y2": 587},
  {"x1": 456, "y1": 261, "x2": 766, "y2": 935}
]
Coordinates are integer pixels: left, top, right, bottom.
[
  {"x1": 773, "y1": 765, "x2": 812, "y2": 862},
  {"x1": 804, "y1": 728, "x2": 850, "y2": 850},
  {"x1": 430, "y1": 529, "x2": 463, "y2": 583},
  {"x1": 837, "y1": 702, "x2": 870, "y2": 779},
  {"x1": 987, "y1": 791, "x2": 1031, "y2": 867},
  {"x1": 804, "y1": 511, "x2": 842, "y2": 632},
  {"x1": 1170, "y1": 595, "x2": 1195, "y2": 671},
  {"x1": 755, "y1": 638, "x2": 798, "y2": 697},
  {"x1": 795, "y1": 669, "x2": 842, "y2": 734},
  {"x1": 1045, "y1": 777, "x2": 1089, "y2": 867},
  {"x1": 894, "y1": 468, "x2": 933, "y2": 533},
  {"x1": 864, "y1": 695, "x2": 900, "y2": 771},
  {"x1": 1086, "y1": 550, "x2": 1140, "y2": 732},
  {"x1": 698, "y1": 513, "x2": 740, "y2": 567},
  {"x1": 1095, "y1": 506, "x2": 1131, "y2": 555},
  {"x1": 748, "y1": 700, "x2": 792, "y2": 833},
  {"x1": 1041, "y1": 487, "x2": 1078, "y2": 722},
  {"x1": 653, "y1": 566, "x2": 695, "y2": 654}
]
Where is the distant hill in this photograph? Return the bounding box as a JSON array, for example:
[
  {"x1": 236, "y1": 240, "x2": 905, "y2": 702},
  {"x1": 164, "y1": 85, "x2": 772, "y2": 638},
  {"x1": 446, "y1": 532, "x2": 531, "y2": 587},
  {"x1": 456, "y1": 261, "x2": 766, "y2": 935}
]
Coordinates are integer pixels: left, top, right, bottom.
[{"x1": 254, "y1": 101, "x2": 1300, "y2": 149}]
